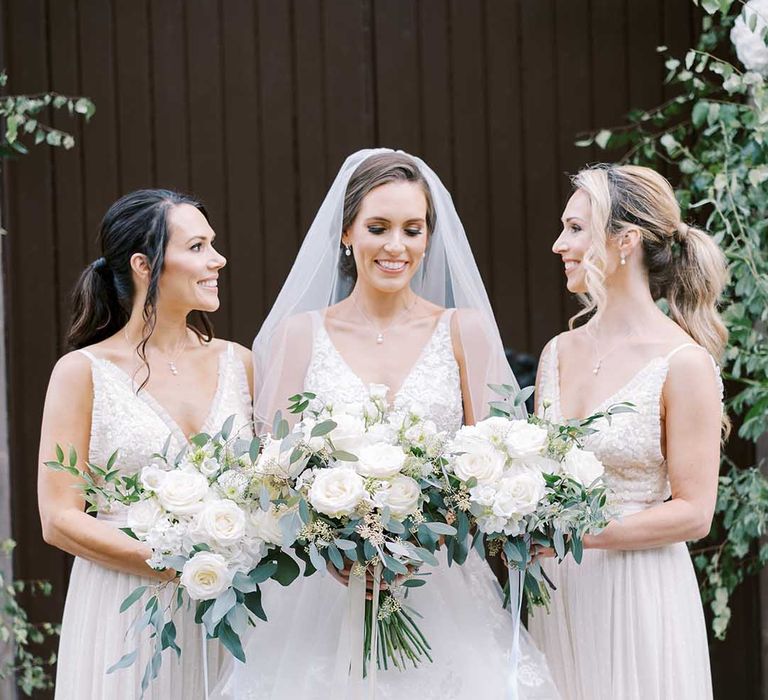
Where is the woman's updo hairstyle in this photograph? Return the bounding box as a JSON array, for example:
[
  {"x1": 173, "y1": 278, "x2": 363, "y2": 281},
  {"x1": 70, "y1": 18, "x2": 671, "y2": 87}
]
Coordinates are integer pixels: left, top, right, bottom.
[
  {"x1": 339, "y1": 152, "x2": 436, "y2": 281},
  {"x1": 571, "y1": 163, "x2": 728, "y2": 361},
  {"x1": 67, "y1": 189, "x2": 214, "y2": 385}
]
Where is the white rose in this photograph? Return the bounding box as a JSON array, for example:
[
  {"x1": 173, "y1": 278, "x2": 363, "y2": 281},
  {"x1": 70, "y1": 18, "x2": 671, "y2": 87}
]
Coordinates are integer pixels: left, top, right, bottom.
[
  {"x1": 139, "y1": 465, "x2": 167, "y2": 492},
  {"x1": 732, "y1": 0, "x2": 768, "y2": 74},
  {"x1": 503, "y1": 421, "x2": 548, "y2": 459},
  {"x1": 474, "y1": 416, "x2": 512, "y2": 440},
  {"x1": 356, "y1": 443, "x2": 407, "y2": 478},
  {"x1": 155, "y1": 470, "x2": 209, "y2": 515},
  {"x1": 521, "y1": 454, "x2": 561, "y2": 475},
  {"x1": 257, "y1": 435, "x2": 305, "y2": 478},
  {"x1": 448, "y1": 424, "x2": 491, "y2": 454},
  {"x1": 373, "y1": 475, "x2": 421, "y2": 519},
  {"x1": 452, "y1": 448, "x2": 506, "y2": 484},
  {"x1": 492, "y1": 469, "x2": 545, "y2": 519},
  {"x1": 191, "y1": 499, "x2": 246, "y2": 548},
  {"x1": 562, "y1": 447, "x2": 604, "y2": 486},
  {"x1": 365, "y1": 422, "x2": 397, "y2": 445},
  {"x1": 300, "y1": 419, "x2": 326, "y2": 452},
  {"x1": 126, "y1": 498, "x2": 163, "y2": 538},
  {"x1": 328, "y1": 414, "x2": 367, "y2": 455},
  {"x1": 249, "y1": 506, "x2": 285, "y2": 546},
  {"x1": 309, "y1": 468, "x2": 366, "y2": 518},
  {"x1": 180, "y1": 551, "x2": 234, "y2": 600}
]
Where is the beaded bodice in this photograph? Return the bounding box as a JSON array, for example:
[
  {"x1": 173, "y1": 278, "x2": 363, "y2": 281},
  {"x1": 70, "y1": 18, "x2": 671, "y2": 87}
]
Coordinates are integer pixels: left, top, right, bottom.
[
  {"x1": 79, "y1": 343, "x2": 253, "y2": 476},
  {"x1": 536, "y1": 336, "x2": 722, "y2": 515},
  {"x1": 305, "y1": 310, "x2": 464, "y2": 433}
]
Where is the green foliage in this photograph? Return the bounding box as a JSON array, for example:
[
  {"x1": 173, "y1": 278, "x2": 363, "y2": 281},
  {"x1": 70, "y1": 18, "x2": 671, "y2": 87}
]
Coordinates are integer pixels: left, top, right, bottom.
[
  {"x1": 0, "y1": 70, "x2": 95, "y2": 162},
  {"x1": 0, "y1": 540, "x2": 60, "y2": 695},
  {"x1": 580, "y1": 1, "x2": 768, "y2": 639}
]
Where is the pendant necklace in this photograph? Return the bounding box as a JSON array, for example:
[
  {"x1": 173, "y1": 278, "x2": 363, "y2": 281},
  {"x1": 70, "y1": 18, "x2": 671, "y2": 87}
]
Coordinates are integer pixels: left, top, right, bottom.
[
  {"x1": 352, "y1": 296, "x2": 416, "y2": 344},
  {"x1": 591, "y1": 328, "x2": 637, "y2": 376},
  {"x1": 124, "y1": 328, "x2": 189, "y2": 376}
]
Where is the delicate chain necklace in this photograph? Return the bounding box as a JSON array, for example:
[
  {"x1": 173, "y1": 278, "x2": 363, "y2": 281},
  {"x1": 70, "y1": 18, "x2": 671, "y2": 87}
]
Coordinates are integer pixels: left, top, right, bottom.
[
  {"x1": 352, "y1": 296, "x2": 417, "y2": 345},
  {"x1": 590, "y1": 327, "x2": 637, "y2": 376},
  {"x1": 124, "y1": 328, "x2": 189, "y2": 376}
]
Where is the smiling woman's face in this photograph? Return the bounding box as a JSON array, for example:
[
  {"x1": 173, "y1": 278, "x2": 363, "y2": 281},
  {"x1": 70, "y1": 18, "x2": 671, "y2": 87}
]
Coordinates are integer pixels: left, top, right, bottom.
[
  {"x1": 552, "y1": 189, "x2": 592, "y2": 294},
  {"x1": 342, "y1": 181, "x2": 429, "y2": 295},
  {"x1": 156, "y1": 204, "x2": 227, "y2": 313}
]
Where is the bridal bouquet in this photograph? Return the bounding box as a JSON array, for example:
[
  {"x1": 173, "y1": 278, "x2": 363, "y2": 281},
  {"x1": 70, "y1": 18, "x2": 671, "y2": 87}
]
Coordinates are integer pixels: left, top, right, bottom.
[
  {"x1": 441, "y1": 385, "x2": 628, "y2": 606},
  {"x1": 267, "y1": 385, "x2": 457, "y2": 672},
  {"x1": 46, "y1": 416, "x2": 300, "y2": 694}
]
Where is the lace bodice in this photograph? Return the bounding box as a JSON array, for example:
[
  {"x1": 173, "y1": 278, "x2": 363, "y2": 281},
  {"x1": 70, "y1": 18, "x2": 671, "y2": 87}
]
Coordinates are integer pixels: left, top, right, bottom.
[
  {"x1": 536, "y1": 336, "x2": 723, "y2": 514},
  {"x1": 304, "y1": 310, "x2": 463, "y2": 433},
  {"x1": 79, "y1": 343, "x2": 253, "y2": 478}
]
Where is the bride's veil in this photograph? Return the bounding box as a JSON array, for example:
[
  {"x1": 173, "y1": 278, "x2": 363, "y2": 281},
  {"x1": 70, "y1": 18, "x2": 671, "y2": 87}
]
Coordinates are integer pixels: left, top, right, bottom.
[{"x1": 252, "y1": 147, "x2": 524, "y2": 432}]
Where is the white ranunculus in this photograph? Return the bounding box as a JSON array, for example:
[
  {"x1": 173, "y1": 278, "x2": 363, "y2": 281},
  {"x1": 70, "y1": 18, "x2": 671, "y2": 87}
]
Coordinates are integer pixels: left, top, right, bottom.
[
  {"x1": 452, "y1": 448, "x2": 506, "y2": 484},
  {"x1": 355, "y1": 443, "x2": 407, "y2": 478},
  {"x1": 198, "y1": 457, "x2": 221, "y2": 478},
  {"x1": 192, "y1": 499, "x2": 246, "y2": 548},
  {"x1": 155, "y1": 470, "x2": 209, "y2": 515},
  {"x1": 309, "y1": 468, "x2": 366, "y2": 518},
  {"x1": 179, "y1": 551, "x2": 234, "y2": 600},
  {"x1": 492, "y1": 470, "x2": 546, "y2": 520},
  {"x1": 139, "y1": 465, "x2": 167, "y2": 492},
  {"x1": 731, "y1": 0, "x2": 768, "y2": 75},
  {"x1": 468, "y1": 483, "x2": 497, "y2": 508},
  {"x1": 126, "y1": 498, "x2": 163, "y2": 538},
  {"x1": 503, "y1": 421, "x2": 548, "y2": 459},
  {"x1": 328, "y1": 413, "x2": 367, "y2": 455},
  {"x1": 373, "y1": 475, "x2": 421, "y2": 519},
  {"x1": 448, "y1": 424, "x2": 491, "y2": 454},
  {"x1": 249, "y1": 506, "x2": 285, "y2": 546},
  {"x1": 477, "y1": 514, "x2": 508, "y2": 535},
  {"x1": 562, "y1": 447, "x2": 604, "y2": 486},
  {"x1": 365, "y1": 421, "x2": 397, "y2": 445}
]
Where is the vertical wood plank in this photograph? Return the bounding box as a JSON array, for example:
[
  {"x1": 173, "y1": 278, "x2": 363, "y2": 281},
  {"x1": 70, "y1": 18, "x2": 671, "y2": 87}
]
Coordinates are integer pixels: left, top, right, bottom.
[
  {"x1": 47, "y1": 0, "x2": 87, "y2": 351},
  {"x1": 448, "y1": 0, "x2": 491, "y2": 287},
  {"x1": 113, "y1": 0, "x2": 153, "y2": 192},
  {"x1": 323, "y1": 0, "x2": 375, "y2": 169},
  {"x1": 484, "y1": 0, "x2": 527, "y2": 351},
  {"x1": 149, "y1": 0, "x2": 189, "y2": 190},
  {"x1": 185, "y1": 0, "x2": 230, "y2": 337},
  {"x1": 519, "y1": 0, "x2": 562, "y2": 352},
  {"x1": 373, "y1": 0, "x2": 421, "y2": 152},
  {"x1": 417, "y1": 0, "x2": 453, "y2": 188},
  {"x1": 220, "y1": 0, "x2": 264, "y2": 341}
]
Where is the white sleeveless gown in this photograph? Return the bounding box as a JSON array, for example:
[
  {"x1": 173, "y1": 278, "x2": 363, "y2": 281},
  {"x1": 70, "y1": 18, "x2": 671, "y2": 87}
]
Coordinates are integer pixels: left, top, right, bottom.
[
  {"x1": 528, "y1": 337, "x2": 718, "y2": 700},
  {"x1": 54, "y1": 343, "x2": 253, "y2": 699},
  {"x1": 214, "y1": 311, "x2": 559, "y2": 699}
]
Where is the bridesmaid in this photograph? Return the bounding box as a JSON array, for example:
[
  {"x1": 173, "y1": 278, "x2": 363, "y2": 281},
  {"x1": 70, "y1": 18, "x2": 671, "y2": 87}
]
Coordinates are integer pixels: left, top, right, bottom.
[
  {"x1": 529, "y1": 164, "x2": 726, "y2": 700},
  {"x1": 37, "y1": 190, "x2": 254, "y2": 699}
]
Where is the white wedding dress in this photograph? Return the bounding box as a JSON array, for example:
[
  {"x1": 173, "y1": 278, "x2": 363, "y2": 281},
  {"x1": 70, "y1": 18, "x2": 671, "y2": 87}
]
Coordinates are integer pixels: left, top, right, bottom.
[
  {"x1": 54, "y1": 343, "x2": 253, "y2": 699},
  {"x1": 528, "y1": 337, "x2": 718, "y2": 700},
  {"x1": 214, "y1": 311, "x2": 559, "y2": 699}
]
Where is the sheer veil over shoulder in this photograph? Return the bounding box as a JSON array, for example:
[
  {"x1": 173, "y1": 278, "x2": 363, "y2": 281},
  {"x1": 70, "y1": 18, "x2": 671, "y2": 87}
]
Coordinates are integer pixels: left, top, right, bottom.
[{"x1": 214, "y1": 149, "x2": 559, "y2": 699}]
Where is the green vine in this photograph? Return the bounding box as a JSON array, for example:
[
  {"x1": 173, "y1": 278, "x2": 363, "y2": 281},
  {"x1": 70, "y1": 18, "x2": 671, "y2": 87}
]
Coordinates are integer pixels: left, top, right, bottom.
[
  {"x1": 0, "y1": 72, "x2": 94, "y2": 691},
  {"x1": 578, "y1": 0, "x2": 768, "y2": 639}
]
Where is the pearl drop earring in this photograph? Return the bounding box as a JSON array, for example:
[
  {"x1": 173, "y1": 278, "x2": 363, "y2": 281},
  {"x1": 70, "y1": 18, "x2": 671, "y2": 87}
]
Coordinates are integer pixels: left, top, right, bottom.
[
  {"x1": 620, "y1": 253, "x2": 626, "y2": 266},
  {"x1": 345, "y1": 245, "x2": 352, "y2": 257}
]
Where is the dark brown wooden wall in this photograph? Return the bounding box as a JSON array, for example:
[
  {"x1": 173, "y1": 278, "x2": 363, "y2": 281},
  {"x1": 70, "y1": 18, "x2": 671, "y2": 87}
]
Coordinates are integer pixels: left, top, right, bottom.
[{"x1": 2, "y1": 0, "x2": 759, "y2": 696}]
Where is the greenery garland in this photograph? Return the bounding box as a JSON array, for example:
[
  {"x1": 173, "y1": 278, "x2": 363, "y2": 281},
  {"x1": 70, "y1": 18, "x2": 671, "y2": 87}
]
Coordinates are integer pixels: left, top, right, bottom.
[{"x1": 577, "y1": 0, "x2": 768, "y2": 639}]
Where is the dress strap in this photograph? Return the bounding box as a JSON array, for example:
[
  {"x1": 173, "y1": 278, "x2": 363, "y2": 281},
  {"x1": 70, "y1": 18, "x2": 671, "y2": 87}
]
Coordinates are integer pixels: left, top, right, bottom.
[
  {"x1": 78, "y1": 348, "x2": 98, "y2": 362},
  {"x1": 663, "y1": 343, "x2": 701, "y2": 362}
]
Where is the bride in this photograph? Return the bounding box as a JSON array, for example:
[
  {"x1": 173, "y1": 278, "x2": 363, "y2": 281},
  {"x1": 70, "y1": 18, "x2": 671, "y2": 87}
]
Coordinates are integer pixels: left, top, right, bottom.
[{"x1": 213, "y1": 149, "x2": 558, "y2": 699}]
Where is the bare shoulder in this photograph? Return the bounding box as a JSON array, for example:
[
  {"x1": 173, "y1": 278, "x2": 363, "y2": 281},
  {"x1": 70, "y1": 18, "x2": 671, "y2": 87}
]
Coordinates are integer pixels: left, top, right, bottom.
[{"x1": 47, "y1": 350, "x2": 94, "y2": 407}]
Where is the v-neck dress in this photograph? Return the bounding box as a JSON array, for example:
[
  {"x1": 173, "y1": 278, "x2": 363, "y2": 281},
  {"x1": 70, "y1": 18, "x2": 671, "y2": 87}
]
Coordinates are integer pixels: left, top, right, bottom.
[
  {"x1": 214, "y1": 311, "x2": 560, "y2": 699},
  {"x1": 528, "y1": 336, "x2": 720, "y2": 700},
  {"x1": 54, "y1": 343, "x2": 253, "y2": 700}
]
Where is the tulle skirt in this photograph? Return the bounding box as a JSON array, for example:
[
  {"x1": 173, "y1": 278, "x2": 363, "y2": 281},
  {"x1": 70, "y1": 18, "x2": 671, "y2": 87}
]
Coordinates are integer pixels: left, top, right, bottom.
[
  {"x1": 528, "y1": 542, "x2": 712, "y2": 700},
  {"x1": 55, "y1": 555, "x2": 227, "y2": 699},
  {"x1": 213, "y1": 549, "x2": 559, "y2": 699}
]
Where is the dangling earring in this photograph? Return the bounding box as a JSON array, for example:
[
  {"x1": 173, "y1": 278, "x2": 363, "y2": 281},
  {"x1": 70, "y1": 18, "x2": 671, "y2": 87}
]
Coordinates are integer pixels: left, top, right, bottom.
[
  {"x1": 345, "y1": 245, "x2": 352, "y2": 257},
  {"x1": 620, "y1": 253, "x2": 626, "y2": 266}
]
